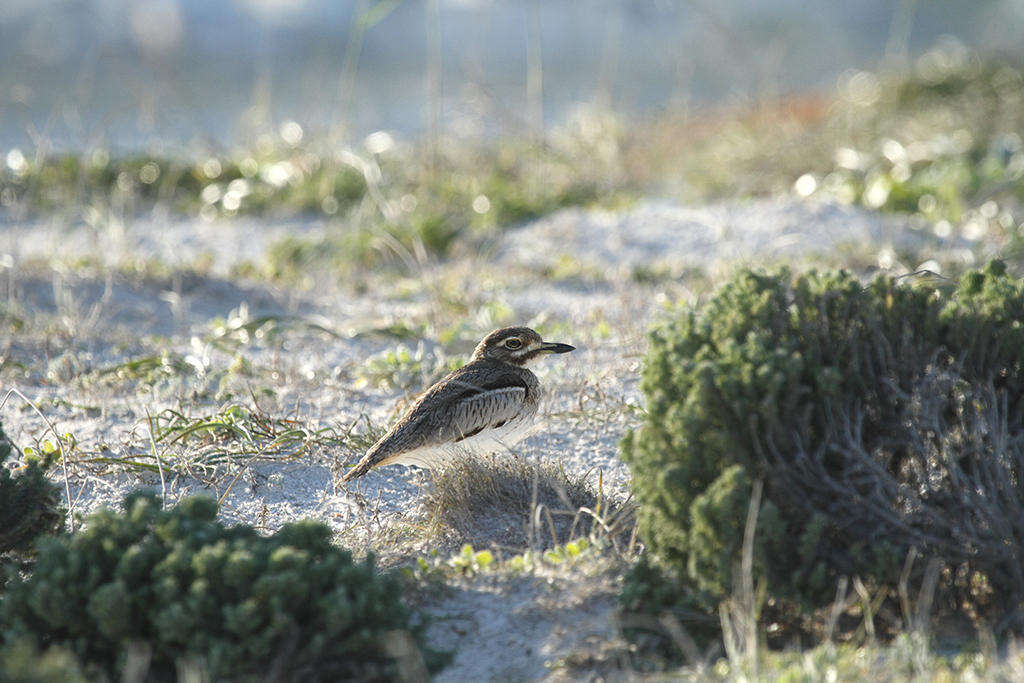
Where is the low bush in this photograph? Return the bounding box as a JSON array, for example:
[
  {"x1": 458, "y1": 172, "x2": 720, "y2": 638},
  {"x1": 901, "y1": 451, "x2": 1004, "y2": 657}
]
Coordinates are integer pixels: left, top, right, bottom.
[
  {"x1": 1, "y1": 492, "x2": 439, "y2": 681},
  {"x1": 621, "y1": 261, "x2": 1024, "y2": 633},
  {"x1": 0, "y1": 421, "x2": 64, "y2": 559}
]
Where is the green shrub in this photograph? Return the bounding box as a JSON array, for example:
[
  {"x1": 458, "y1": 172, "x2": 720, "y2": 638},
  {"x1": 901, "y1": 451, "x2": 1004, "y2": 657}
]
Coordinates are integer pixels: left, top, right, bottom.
[
  {"x1": 1, "y1": 492, "x2": 439, "y2": 681},
  {"x1": 0, "y1": 421, "x2": 64, "y2": 559},
  {"x1": 621, "y1": 261, "x2": 1024, "y2": 627}
]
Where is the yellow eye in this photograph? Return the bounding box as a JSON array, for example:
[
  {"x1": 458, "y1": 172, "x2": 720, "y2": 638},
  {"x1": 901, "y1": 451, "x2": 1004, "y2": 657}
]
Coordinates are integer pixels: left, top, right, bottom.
[{"x1": 505, "y1": 338, "x2": 522, "y2": 350}]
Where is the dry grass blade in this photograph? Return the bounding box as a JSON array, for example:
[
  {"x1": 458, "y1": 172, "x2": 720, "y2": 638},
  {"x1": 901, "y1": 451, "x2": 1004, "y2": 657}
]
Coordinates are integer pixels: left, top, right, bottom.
[
  {"x1": 145, "y1": 409, "x2": 167, "y2": 509},
  {"x1": 824, "y1": 576, "x2": 851, "y2": 643},
  {"x1": 720, "y1": 477, "x2": 763, "y2": 679}
]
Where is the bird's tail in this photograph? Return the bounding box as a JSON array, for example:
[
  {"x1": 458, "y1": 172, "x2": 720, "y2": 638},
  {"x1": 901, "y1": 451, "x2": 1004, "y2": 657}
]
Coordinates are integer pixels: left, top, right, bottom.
[{"x1": 340, "y1": 449, "x2": 379, "y2": 483}]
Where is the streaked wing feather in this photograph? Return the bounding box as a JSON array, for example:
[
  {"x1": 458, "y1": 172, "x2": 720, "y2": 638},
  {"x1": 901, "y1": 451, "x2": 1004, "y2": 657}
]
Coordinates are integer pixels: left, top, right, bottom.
[{"x1": 446, "y1": 386, "x2": 527, "y2": 442}]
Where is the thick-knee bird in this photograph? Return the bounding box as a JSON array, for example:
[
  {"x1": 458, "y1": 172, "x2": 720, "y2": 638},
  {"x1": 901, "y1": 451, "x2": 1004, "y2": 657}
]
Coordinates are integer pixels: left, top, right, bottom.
[{"x1": 341, "y1": 327, "x2": 574, "y2": 482}]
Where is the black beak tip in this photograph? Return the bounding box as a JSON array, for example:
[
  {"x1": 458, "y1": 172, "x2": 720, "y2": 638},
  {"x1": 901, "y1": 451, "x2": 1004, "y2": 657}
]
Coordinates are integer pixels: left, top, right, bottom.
[{"x1": 547, "y1": 342, "x2": 576, "y2": 354}]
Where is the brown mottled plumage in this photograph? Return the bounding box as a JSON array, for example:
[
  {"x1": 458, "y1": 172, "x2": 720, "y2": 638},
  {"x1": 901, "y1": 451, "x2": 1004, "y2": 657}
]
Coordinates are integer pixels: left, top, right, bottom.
[{"x1": 342, "y1": 327, "x2": 574, "y2": 482}]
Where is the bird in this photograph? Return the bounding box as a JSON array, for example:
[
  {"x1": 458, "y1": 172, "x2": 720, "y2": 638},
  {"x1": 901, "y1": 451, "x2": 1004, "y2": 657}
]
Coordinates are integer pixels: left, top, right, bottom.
[{"x1": 341, "y1": 326, "x2": 575, "y2": 482}]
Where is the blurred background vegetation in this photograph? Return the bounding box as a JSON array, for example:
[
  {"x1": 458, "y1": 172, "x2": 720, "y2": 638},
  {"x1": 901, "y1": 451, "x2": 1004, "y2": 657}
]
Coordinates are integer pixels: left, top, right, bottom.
[
  {"x1": 2, "y1": 1, "x2": 1023, "y2": 150},
  {"x1": 3, "y1": 1, "x2": 1024, "y2": 274}
]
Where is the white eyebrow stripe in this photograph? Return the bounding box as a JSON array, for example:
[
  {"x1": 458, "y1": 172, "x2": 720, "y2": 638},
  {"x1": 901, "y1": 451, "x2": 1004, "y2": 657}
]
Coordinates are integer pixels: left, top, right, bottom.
[{"x1": 513, "y1": 342, "x2": 541, "y2": 355}]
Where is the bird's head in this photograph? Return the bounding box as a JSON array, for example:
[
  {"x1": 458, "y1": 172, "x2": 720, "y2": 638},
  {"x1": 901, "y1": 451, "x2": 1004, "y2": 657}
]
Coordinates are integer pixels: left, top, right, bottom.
[{"x1": 472, "y1": 326, "x2": 575, "y2": 366}]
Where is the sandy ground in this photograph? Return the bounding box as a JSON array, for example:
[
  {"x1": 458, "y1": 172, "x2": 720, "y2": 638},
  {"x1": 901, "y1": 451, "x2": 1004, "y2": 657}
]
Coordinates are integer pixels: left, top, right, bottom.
[{"x1": 0, "y1": 198, "x2": 972, "y2": 679}]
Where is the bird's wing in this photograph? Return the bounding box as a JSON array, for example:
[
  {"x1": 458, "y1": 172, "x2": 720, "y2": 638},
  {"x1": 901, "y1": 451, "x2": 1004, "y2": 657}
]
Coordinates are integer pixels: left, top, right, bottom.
[
  {"x1": 341, "y1": 363, "x2": 529, "y2": 482},
  {"x1": 445, "y1": 385, "x2": 527, "y2": 443}
]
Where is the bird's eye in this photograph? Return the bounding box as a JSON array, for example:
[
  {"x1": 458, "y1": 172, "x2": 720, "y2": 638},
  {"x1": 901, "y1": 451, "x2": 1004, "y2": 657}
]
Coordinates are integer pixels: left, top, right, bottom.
[{"x1": 505, "y1": 338, "x2": 522, "y2": 350}]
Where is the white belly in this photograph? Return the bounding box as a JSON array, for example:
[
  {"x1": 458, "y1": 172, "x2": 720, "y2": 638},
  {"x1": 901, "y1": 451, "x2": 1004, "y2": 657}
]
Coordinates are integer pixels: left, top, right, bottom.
[{"x1": 385, "y1": 413, "x2": 538, "y2": 469}]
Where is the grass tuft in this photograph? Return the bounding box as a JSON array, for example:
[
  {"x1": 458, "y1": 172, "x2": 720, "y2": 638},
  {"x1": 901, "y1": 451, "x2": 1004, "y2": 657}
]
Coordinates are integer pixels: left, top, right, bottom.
[
  {"x1": 147, "y1": 403, "x2": 348, "y2": 467},
  {"x1": 422, "y1": 454, "x2": 633, "y2": 553}
]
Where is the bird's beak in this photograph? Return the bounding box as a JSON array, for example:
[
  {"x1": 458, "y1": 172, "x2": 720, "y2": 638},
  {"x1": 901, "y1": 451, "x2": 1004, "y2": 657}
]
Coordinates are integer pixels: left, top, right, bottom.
[{"x1": 539, "y1": 341, "x2": 575, "y2": 354}]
